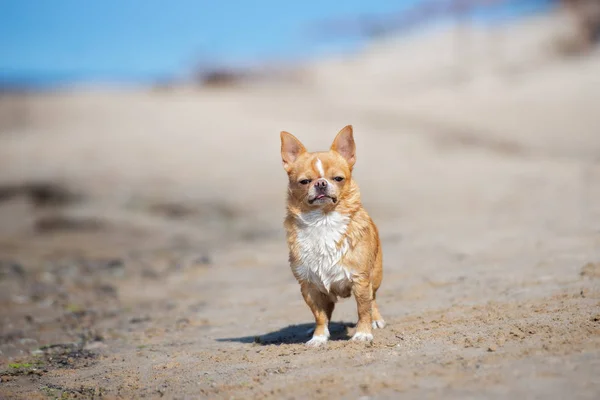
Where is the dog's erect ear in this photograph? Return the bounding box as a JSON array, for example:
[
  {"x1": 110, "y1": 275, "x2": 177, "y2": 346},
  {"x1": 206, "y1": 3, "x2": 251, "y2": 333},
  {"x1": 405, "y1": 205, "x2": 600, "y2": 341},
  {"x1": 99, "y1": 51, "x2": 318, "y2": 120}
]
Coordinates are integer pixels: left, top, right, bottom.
[
  {"x1": 330, "y1": 125, "x2": 356, "y2": 168},
  {"x1": 280, "y1": 131, "x2": 306, "y2": 172}
]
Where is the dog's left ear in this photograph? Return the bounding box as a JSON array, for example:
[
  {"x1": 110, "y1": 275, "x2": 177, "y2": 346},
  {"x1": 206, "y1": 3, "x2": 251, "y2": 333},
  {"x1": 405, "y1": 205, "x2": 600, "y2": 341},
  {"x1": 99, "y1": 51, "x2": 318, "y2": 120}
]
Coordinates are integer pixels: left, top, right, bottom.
[
  {"x1": 330, "y1": 125, "x2": 356, "y2": 168},
  {"x1": 281, "y1": 131, "x2": 306, "y2": 173}
]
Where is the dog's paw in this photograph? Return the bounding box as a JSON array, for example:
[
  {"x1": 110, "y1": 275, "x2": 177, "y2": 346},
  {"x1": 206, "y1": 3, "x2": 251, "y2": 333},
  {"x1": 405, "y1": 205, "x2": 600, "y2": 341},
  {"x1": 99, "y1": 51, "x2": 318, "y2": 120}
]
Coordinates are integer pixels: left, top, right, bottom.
[
  {"x1": 305, "y1": 335, "x2": 328, "y2": 347},
  {"x1": 306, "y1": 326, "x2": 329, "y2": 338},
  {"x1": 372, "y1": 320, "x2": 386, "y2": 329},
  {"x1": 351, "y1": 331, "x2": 374, "y2": 342}
]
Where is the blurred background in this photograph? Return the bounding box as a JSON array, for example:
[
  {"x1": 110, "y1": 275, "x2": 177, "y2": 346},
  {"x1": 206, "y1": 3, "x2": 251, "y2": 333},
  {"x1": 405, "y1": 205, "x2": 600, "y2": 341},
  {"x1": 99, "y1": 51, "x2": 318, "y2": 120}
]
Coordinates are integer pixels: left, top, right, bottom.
[
  {"x1": 1, "y1": 1, "x2": 600, "y2": 398},
  {"x1": 1, "y1": 0, "x2": 599, "y2": 228}
]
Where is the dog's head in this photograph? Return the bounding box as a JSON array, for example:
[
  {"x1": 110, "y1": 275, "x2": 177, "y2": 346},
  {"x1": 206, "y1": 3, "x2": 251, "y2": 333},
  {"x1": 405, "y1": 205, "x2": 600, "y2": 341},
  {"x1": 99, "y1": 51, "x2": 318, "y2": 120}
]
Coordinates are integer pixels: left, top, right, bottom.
[{"x1": 280, "y1": 125, "x2": 356, "y2": 210}]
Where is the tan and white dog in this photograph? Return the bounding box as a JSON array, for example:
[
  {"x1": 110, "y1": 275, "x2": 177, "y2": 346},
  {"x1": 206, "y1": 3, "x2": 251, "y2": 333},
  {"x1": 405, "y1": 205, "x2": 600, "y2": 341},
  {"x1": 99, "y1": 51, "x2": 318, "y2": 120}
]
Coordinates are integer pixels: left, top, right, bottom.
[{"x1": 280, "y1": 125, "x2": 385, "y2": 347}]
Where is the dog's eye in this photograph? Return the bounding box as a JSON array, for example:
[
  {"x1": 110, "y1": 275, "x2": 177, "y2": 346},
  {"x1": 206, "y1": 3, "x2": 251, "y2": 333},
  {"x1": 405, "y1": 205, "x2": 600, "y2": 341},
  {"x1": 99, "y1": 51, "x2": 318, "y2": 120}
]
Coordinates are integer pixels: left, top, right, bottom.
[
  {"x1": 333, "y1": 176, "x2": 345, "y2": 182},
  {"x1": 299, "y1": 179, "x2": 311, "y2": 185}
]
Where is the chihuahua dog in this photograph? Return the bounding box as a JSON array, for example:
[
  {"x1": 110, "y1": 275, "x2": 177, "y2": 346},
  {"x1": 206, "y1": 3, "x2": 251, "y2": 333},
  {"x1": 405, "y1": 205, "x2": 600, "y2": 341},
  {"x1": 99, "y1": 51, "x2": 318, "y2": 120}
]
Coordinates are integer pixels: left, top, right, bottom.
[{"x1": 280, "y1": 125, "x2": 384, "y2": 347}]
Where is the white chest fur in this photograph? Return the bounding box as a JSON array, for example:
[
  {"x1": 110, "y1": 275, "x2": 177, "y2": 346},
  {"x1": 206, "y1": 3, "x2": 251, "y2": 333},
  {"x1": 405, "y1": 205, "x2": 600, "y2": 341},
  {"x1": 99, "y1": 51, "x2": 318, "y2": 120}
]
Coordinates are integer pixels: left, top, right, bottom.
[{"x1": 293, "y1": 211, "x2": 353, "y2": 294}]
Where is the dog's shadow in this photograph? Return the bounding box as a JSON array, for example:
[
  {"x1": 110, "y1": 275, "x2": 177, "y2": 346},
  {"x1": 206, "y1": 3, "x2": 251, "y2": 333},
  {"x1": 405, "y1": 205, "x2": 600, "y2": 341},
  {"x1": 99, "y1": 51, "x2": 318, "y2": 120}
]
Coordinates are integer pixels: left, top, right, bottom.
[{"x1": 217, "y1": 321, "x2": 355, "y2": 345}]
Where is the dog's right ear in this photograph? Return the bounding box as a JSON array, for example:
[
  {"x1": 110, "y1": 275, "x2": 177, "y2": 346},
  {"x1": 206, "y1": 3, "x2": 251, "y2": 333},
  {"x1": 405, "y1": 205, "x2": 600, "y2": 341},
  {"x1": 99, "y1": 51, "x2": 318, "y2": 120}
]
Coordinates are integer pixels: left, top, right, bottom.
[
  {"x1": 280, "y1": 131, "x2": 306, "y2": 172},
  {"x1": 330, "y1": 125, "x2": 356, "y2": 169}
]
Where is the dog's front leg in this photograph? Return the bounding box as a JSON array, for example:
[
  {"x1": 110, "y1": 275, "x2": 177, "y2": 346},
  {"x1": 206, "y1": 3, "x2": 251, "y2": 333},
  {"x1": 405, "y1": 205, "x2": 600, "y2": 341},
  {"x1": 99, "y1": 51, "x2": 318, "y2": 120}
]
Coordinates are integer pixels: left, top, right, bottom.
[
  {"x1": 351, "y1": 278, "x2": 373, "y2": 342},
  {"x1": 301, "y1": 284, "x2": 332, "y2": 347}
]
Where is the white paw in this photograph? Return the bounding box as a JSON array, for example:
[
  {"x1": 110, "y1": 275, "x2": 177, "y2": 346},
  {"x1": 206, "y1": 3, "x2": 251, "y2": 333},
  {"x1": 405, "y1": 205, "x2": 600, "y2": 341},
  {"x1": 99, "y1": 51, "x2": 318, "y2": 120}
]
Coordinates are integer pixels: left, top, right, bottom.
[
  {"x1": 372, "y1": 320, "x2": 386, "y2": 329},
  {"x1": 351, "y1": 331, "x2": 374, "y2": 342},
  {"x1": 306, "y1": 335, "x2": 328, "y2": 347},
  {"x1": 306, "y1": 326, "x2": 329, "y2": 338}
]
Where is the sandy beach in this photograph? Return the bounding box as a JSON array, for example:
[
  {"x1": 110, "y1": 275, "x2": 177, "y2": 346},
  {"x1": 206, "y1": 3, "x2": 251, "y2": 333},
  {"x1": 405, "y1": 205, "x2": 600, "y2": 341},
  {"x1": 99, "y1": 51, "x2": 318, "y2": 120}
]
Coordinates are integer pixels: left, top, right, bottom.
[{"x1": 1, "y1": 12, "x2": 599, "y2": 399}]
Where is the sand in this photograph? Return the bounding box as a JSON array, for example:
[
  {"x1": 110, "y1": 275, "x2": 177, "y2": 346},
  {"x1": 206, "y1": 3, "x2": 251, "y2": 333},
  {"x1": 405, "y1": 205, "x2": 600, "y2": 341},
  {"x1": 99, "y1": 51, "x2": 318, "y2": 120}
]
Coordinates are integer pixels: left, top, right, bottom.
[{"x1": 1, "y1": 12, "x2": 599, "y2": 400}]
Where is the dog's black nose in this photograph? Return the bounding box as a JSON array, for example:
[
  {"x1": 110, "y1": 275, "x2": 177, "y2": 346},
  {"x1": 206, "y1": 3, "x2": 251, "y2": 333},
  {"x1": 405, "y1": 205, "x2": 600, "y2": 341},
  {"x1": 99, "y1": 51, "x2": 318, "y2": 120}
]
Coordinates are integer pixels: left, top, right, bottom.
[{"x1": 314, "y1": 179, "x2": 328, "y2": 190}]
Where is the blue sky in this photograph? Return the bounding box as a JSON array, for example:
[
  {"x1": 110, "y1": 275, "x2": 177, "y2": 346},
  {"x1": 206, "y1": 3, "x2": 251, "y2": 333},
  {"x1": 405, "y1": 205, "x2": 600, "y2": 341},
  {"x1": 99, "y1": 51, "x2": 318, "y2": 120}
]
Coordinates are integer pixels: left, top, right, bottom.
[{"x1": 0, "y1": 0, "x2": 555, "y2": 86}]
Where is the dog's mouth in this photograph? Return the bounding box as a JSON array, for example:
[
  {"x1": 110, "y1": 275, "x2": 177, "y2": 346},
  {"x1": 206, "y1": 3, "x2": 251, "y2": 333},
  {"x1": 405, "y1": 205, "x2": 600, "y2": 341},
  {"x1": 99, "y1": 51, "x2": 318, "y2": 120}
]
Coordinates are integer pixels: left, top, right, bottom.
[{"x1": 308, "y1": 194, "x2": 337, "y2": 204}]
